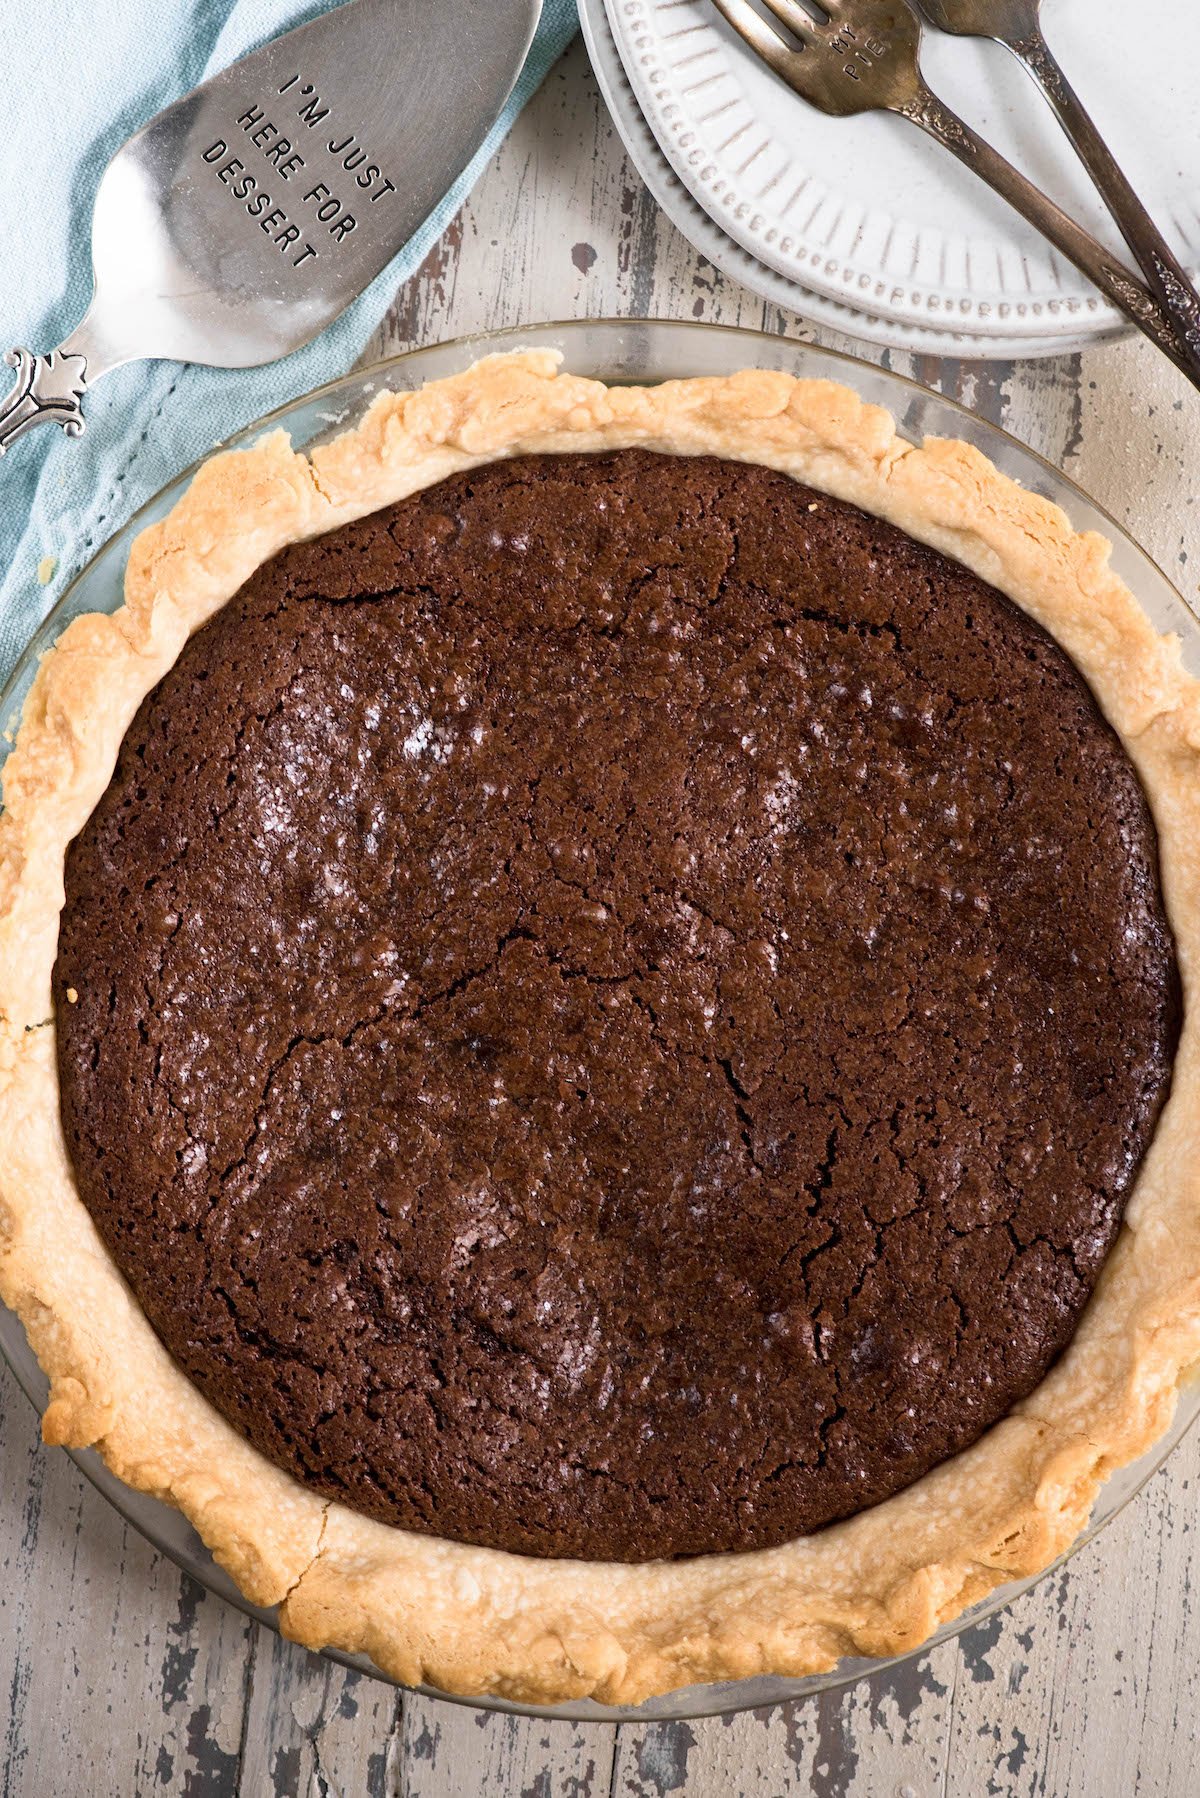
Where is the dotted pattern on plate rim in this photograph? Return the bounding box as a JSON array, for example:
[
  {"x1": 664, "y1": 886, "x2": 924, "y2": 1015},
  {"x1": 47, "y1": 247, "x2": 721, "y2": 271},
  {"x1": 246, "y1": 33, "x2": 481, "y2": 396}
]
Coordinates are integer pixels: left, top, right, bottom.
[
  {"x1": 613, "y1": 0, "x2": 1117, "y2": 332},
  {"x1": 583, "y1": 0, "x2": 1122, "y2": 357}
]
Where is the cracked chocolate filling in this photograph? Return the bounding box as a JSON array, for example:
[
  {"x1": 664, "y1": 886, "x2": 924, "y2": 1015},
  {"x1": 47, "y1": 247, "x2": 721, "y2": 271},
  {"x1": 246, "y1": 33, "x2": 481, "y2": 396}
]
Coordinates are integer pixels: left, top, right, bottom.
[{"x1": 55, "y1": 449, "x2": 1179, "y2": 1561}]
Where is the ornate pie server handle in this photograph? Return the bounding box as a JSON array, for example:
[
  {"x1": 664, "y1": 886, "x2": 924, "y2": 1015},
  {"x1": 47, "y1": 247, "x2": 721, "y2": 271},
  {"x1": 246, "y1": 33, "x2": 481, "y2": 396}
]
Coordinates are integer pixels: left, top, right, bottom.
[
  {"x1": 896, "y1": 84, "x2": 1199, "y2": 388},
  {"x1": 1004, "y1": 27, "x2": 1200, "y2": 383},
  {"x1": 0, "y1": 348, "x2": 90, "y2": 455}
]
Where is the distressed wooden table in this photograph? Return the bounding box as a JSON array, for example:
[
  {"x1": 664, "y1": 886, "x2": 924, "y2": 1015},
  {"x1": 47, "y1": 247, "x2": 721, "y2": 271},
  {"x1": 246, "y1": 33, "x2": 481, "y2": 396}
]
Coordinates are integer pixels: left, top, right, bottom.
[{"x1": 5, "y1": 39, "x2": 1200, "y2": 1798}]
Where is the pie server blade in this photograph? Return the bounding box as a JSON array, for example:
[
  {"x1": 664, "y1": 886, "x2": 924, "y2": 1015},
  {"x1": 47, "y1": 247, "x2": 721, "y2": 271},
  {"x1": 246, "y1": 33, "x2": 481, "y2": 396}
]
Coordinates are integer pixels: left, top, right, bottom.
[{"x1": 0, "y1": 0, "x2": 542, "y2": 454}]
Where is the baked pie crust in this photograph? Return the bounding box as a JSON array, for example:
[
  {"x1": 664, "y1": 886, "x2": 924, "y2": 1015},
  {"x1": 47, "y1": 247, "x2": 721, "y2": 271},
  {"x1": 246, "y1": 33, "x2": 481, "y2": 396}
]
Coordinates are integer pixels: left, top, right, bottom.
[{"x1": 2, "y1": 350, "x2": 1200, "y2": 1705}]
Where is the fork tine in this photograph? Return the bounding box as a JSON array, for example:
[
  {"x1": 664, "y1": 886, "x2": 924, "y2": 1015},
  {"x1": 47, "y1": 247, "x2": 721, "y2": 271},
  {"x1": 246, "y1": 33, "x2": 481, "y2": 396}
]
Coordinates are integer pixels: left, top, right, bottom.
[
  {"x1": 753, "y1": 0, "x2": 823, "y2": 46},
  {"x1": 710, "y1": 0, "x2": 810, "y2": 73}
]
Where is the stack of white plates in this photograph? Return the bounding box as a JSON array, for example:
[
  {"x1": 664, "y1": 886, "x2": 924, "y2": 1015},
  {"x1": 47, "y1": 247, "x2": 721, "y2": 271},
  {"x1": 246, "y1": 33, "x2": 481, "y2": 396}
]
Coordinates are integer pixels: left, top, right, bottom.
[{"x1": 580, "y1": 0, "x2": 1200, "y2": 360}]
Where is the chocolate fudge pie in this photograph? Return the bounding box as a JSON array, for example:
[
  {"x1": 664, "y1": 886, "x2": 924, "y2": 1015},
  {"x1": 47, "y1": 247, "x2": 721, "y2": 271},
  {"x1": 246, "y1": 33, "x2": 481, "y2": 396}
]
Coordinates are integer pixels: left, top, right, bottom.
[{"x1": 2, "y1": 352, "x2": 1200, "y2": 1704}]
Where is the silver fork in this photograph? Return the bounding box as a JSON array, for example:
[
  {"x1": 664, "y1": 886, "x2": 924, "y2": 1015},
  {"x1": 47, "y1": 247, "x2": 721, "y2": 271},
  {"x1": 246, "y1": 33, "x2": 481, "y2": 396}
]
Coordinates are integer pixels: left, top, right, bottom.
[
  {"x1": 709, "y1": 0, "x2": 1199, "y2": 386},
  {"x1": 918, "y1": 0, "x2": 1200, "y2": 380}
]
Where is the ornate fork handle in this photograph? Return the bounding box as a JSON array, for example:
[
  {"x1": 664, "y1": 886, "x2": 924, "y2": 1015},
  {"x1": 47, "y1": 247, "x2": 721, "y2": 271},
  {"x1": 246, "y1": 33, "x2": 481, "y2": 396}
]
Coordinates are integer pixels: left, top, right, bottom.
[
  {"x1": 898, "y1": 86, "x2": 1194, "y2": 380},
  {"x1": 1004, "y1": 28, "x2": 1200, "y2": 381},
  {"x1": 0, "y1": 348, "x2": 90, "y2": 456}
]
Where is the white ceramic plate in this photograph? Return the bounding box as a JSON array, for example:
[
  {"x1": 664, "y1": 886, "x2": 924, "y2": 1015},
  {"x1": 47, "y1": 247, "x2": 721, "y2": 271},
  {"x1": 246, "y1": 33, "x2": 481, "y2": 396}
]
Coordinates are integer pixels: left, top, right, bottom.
[
  {"x1": 580, "y1": 0, "x2": 1111, "y2": 359},
  {"x1": 602, "y1": 0, "x2": 1200, "y2": 345}
]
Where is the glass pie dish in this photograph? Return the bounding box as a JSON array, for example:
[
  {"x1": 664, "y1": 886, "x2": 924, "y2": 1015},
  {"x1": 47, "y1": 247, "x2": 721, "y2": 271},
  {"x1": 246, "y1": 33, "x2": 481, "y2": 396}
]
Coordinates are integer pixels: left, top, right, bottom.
[{"x1": 2, "y1": 317, "x2": 1199, "y2": 1722}]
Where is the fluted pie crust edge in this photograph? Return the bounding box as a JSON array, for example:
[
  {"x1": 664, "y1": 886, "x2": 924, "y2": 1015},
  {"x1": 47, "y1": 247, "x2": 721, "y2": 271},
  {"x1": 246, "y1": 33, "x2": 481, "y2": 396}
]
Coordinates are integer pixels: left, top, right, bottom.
[{"x1": 3, "y1": 351, "x2": 1200, "y2": 1706}]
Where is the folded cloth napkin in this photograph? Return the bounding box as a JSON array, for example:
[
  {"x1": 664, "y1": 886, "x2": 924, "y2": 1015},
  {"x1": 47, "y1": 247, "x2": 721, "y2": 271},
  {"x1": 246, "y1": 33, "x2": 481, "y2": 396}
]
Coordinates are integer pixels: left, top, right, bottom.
[{"x1": 0, "y1": 0, "x2": 577, "y2": 689}]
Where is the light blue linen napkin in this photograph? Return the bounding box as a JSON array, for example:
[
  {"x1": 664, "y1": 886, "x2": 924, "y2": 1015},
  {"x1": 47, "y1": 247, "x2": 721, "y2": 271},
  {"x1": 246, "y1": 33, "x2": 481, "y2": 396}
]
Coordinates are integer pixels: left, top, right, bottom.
[{"x1": 0, "y1": 0, "x2": 577, "y2": 688}]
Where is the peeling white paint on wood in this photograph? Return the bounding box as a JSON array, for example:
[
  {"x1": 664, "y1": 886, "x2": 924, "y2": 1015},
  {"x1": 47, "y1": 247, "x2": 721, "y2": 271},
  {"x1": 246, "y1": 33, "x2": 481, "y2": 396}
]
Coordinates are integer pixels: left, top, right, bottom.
[{"x1": 3, "y1": 38, "x2": 1200, "y2": 1797}]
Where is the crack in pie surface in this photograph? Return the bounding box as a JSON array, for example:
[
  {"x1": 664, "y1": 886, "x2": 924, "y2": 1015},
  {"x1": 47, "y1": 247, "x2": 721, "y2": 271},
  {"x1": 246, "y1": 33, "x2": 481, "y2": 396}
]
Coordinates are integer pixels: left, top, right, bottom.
[
  {"x1": 3, "y1": 352, "x2": 1200, "y2": 1703},
  {"x1": 51, "y1": 447, "x2": 1179, "y2": 1564}
]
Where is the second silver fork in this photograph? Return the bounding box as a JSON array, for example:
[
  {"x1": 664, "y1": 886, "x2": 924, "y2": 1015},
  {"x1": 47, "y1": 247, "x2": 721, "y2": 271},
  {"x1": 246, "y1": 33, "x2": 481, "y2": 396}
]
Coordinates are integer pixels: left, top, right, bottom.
[
  {"x1": 918, "y1": 0, "x2": 1200, "y2": 377},
  {"x1": 709, "y1": 0, "x2": 1200, "y2": 387}
]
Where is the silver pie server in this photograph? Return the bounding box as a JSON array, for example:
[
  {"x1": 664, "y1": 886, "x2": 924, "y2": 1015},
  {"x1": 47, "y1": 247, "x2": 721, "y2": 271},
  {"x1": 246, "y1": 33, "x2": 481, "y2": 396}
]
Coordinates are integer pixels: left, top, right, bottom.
[{"x1": 0, "y1": 0, "x2": 542, "y2": 454}]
